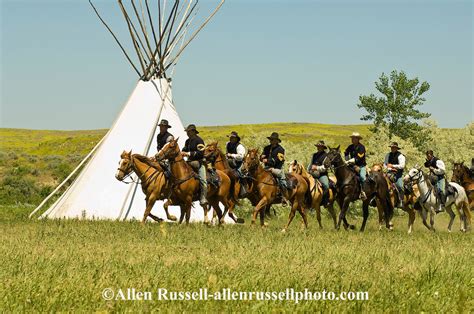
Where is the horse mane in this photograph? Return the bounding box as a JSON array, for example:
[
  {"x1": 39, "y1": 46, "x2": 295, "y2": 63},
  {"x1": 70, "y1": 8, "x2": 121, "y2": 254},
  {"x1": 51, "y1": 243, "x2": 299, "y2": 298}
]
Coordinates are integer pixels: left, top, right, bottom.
[
  {"x1": 133, "y1": 154, "x2": 163, "y2": 171},
  {"x1": 216, "y1": 146, "x2": 231, "y2": 168}
]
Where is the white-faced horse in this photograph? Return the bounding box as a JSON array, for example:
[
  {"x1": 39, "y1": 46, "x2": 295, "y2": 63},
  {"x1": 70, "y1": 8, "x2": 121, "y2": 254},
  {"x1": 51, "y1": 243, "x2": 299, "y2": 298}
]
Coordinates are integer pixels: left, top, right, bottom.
[{"x1": 404, "y1": 168, "x2": 471, "y2": 232}]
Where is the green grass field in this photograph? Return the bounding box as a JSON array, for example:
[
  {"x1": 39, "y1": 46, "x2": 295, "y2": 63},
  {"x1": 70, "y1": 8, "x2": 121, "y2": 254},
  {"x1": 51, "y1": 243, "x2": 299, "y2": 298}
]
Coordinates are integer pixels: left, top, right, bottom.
[
  {"x1": 1, "y1": 124, "x2": 473, "y2": 312},
  {"x1": 1, "y1": 205, "x2": 473, "y2": 312}
]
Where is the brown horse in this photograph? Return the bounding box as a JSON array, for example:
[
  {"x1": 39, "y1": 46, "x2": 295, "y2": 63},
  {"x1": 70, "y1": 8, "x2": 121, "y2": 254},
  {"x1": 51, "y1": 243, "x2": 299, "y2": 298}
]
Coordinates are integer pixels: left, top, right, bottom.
[
  {"x1": 116, "y1": 151, "x2": 177, "y2": 224},
  {"x1": 156, "y1": 139, "x2": 234, "y2": 225},
  {"x1": 370, "y1": 164, "x2": 421, "y2": 233},
  {"x1": 288, "y1": 160, "x2": 338, "y2": 229},
  {"x1": 361, "y1": 170, "x2": 394, "y2": 231},
  {"x1": 452, "y1": 162, "x2": 474, "y2": 211},
  {"x1": 241, "y1": 148, "x2": 309, "y2": 230},
  {"x1": 203, "y1": 142, "x2": 244, "y2": 224}
]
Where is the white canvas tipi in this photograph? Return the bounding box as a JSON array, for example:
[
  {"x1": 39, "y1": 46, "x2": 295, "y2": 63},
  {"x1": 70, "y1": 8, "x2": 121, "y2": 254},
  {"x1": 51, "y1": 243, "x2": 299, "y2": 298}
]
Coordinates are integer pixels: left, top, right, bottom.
[{"x1": 30, "y1": 0, "x2": 231, "y2": 222}]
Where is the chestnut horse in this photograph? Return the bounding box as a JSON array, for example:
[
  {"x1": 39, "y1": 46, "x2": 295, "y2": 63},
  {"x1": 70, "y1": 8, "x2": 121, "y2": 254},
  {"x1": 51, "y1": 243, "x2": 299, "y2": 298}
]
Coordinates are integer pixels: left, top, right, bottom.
[
  {"x1": 452, "y1": 162, "x2": 474, "y2": 211},
  {"x1": 241, "y1": 148, "x2": 309, "y2": 230},
  {"x1": 116, "y1": 151, "x2": 177, "y2": 224},
  {"x1": 203, "y1": 142, "x2": 244, "y2": 224},
  {"x1": 156, "y1": 139, "x2": 234, "y2": 224},
  {"x1": 288, "y1": 160, "x2": 338, "y2": 229}
]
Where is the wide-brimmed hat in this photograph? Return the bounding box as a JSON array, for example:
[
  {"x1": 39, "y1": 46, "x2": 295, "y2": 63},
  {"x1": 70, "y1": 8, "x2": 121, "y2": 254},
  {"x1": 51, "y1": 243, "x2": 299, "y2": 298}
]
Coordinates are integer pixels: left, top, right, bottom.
[
  {"x1": 267, "y1": 132, "x2": 281, "y2": 142},
  {"x1": 184, "y1": 124, "x2": 199, "y2": 134},
  {"x1": 349, "y1": 132, "x2": 363, "y2": 139},
  {"x1": 388, "y1": 142, "x2": 401, "y2": 149},
  {"x1": 158, "y1": 119, "x2": 172, "y2": 128},
  {"x1": 227, "y1": 131, "x2": 241, "y2": 142},
  {"x1": 315, "y1": 140, "x2": 327, "y2": 149}
]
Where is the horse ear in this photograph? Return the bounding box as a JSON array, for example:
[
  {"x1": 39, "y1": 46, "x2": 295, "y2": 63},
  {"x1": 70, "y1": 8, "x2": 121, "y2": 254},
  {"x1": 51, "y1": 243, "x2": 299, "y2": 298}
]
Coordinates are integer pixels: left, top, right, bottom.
[
  {"x1": 175, "y1": 137, "x2": 179, "y2": 142},
  {"x1": 461, "y1": 161, "x2": 464, "y2": 166},
  {"x1": 294, "y1": 160, "x2": 298, "y2": 165},
  {"x1": 327, "y1": 145, "x2": 332, "y2": 150},
  {"x1": 336, "y1": 145, "x2": 340, "y2": 151}
]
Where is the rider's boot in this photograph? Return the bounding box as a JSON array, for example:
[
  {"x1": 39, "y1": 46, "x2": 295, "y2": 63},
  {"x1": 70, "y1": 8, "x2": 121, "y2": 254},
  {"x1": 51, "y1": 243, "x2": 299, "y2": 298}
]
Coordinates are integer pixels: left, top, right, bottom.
[
  {"x1": 279, "y1": 178, "x2": 289, "y2": 206},
  {"x1": 199, "y1": 184, "x2": 208, "y2": 206},
  {"x1": 321, "y1": 186, "x2": 329, "y2": 206},
  {"x1": 435, "y1": 191, "x2": 446, "y2": 214}
]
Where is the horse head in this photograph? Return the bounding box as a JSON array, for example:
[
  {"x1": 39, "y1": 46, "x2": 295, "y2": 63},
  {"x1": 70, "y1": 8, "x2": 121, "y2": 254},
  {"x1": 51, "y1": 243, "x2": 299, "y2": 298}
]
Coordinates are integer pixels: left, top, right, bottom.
[
  {"x1": 203, "y1": 141, "x2": 219, "y2": 161},
  {"x1": 241, "y1": 148, "x2": 260, "y2": 175},
  {"x1": 156, "y1": 138, "x2": 180, "y2": 161},
  {"x1": 404, "y1": 167, "x2": 423, "y2": 184},
  {"x1": 451, "y1": 161, "x2": 467, "y2": 183},
  {"x1": 324, "y1": 145, "x2": 341, "y2": 168},
  {"x1": 116, "y1": 150, "x2": 133, "y2": 181},
  {"x1": 288, "y1": 160, "x2": 303, "y2": 174}
]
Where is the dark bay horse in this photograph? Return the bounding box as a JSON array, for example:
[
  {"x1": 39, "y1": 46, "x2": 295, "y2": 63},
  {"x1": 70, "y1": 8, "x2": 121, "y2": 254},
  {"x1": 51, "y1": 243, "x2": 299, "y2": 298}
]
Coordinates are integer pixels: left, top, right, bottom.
[
  {"x1": 203, "y1": 142, "x2": 244, "y2": 224},
  {"x1": 116, "y1": 151, "x2": 177, "y2": 224},
  {"x1": 362, "y1": 170, "x2": 394, "y2": 231},
  {"x1": 241, "y1": 148, "x2": 309, "y2": 230},
  {"x1": 156, "y1": 139, "x2": 234, "y2": 224},
  {"x1": 323, "y1": 146, "x2": 362, "y2": 231},
  {"x1": 452, "y1": 162, "x2": 474, "y2": 211}
]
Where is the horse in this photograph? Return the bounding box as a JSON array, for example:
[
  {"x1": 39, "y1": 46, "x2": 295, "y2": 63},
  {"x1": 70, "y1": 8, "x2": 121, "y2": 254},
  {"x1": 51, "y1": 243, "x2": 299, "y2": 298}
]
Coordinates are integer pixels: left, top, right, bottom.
[
  {"x1": 115, "y1": 150, "x2": 177, "y2": 224},
  {"x1": 288, "y1": 160, "x2": 338, "y2": 229},
  {"x1": 362, "y1": 170, "x2": 394, "y2": 231},
  {"x1": 203, "y1": 142, "x2": 245, "y2": 224},
  {"x1": 323, "y1": 145, "x2": 369, "y2": 231},
  {"x1": 155, "y1": 139, "x2": 235, "y2": 225},
  {"x1": 404, "y1": 167, "x2": 471, "y2": 232},
  {"x1": 452, "y1": 162, "x2": 474, "y2": 211},
  {"x1": 241, "y1": 148, "x2": 309, "y2": 230}
]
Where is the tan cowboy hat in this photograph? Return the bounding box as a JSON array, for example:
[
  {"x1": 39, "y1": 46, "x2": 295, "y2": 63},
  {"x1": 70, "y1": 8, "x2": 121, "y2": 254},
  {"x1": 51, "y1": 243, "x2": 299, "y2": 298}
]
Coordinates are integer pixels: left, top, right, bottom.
[
  {"x1": 388, "y1": 142, "x2": 401, "y2": 149},
  {"x1": 267, "y1": 132, "x2": 281, "y2": 142},
  {"x1": 349, "y1": 132, "x2": 363, "y2": 139},
  {"x1": 315, "y1": 140, "x2": 327, "y2": 149},
  {"x1": 227, "y1": 131, "x2": 241, "y2": 142},
  {"x1": 184, "y1": 124, "x2": 199, "y2": 134},
  {"x1": 158, "y1": 119, "x2": 172, "y2": 128}
]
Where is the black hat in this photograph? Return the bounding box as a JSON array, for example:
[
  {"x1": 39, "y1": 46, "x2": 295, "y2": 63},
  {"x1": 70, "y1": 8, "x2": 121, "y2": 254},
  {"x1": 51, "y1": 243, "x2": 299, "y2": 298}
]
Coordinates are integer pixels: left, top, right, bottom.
[
  {"x1": 227, "y1": 131, "x2": 241, "y2": 142},
  {"x1": 388, "y1": 142, "x2": 401, "y2": 149},
  {"x1": 315, "y1": 140, "x2": 327, "y2": 149},
  {"x1": 158, "y1": 119, "x2": 172, "y2": 128},
  {"x1": 184, "y1": 124, "x2": 199, "y2": 134},
  {"x1": 267, "y1": 132, "x2": 281, "y2": 142}
]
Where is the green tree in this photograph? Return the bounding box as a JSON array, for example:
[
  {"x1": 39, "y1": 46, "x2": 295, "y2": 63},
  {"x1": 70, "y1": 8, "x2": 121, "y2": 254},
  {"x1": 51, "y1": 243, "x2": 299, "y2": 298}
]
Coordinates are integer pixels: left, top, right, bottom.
[{"x1": 357, "y1": 70, "x2": 431, "y2": 149}]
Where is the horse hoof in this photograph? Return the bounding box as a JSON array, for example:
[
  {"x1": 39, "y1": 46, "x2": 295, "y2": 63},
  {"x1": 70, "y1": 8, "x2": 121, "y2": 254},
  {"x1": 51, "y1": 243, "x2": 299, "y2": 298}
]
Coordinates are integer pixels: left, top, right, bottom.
[
  {"x1": 349, "y1": 225, "x2": 356, "y2": 230},
  {"x1": 168, "y1": 215, "x2": 177, "y2": 221},
  {"x1": 236, "y1": 218, "x2": 245, "y2": 224},
  {"x1": 281, "y1": 228, "x2": 287, "y2": 233}
]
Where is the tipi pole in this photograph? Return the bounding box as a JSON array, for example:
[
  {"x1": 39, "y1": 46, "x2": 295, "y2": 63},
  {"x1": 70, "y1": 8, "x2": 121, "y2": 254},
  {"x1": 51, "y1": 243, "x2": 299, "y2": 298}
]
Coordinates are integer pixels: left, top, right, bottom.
[
  {"x1": 28, "y1": 136, "x2": 106, "y2": 218},
  {"x1": 89, "y1": 0, "x2": 141, "y2": 77},
  {"x1": 165, "y1": 0, "x2": 224, "y2": 71}
]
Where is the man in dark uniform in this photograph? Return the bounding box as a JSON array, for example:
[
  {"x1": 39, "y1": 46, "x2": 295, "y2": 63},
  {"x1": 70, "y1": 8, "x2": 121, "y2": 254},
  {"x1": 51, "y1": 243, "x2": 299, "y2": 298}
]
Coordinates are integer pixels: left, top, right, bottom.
[
  {"x1": 384, "y1": 142, "x2": 406, "y2": 207},
  {"x1": 181, "y1": 124, "x2": 208, "y2": 206},
  {"x1": 344, "y1": 132, "x2": 367, "y2": 200},
  {"x1": 309, "y1": 140, "x2": 330, "y2": 205},
  {"x1": 260, "y1": 132, "x2": 287, "y2": 193},
  {"x1": 155, "y1": 119, "x2": 174, "y2": 177},
  {"x1": 156, "y1": 119, "x2": 174, "y2": 151},
  {"x1": 424, "y1": 150, "x2": 446, "y2": 212}
]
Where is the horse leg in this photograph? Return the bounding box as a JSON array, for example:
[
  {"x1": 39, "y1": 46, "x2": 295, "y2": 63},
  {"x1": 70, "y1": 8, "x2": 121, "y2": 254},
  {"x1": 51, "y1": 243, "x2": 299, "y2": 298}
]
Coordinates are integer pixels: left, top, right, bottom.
[
  {"x1": 315, "y1": 203, "x2": 323, "y2": 229},
  {"x1": 407, "y1": 206, "x2": 415, "y2": 234},
  {"x1": 326, "y1": 202, "x2": 337, "y2": 229},
  {"x1": 282, "y1": 200, "x2": 298, "y2": 232},
  {"x1": 163, "y1": 199, "x2": 177, "y2": 221},
  {"x1": 337, "y1": 198, "x2": 351, "y2": 231},
  {"x1": 429, "y1": 208, "x2": 436, "y2": 232},
  {"x1": 421, "y1": 207, "x2": 431, "y2": 231},
  {"x1": 252, "y1": 197, "x2": 268, "y2": 226},
  {"x1": 178, "y1": 205, "x2": 186, "y2": 224},
  {"x1": 445, "y1": 205, "x2": 455, "y2": 232},
  {"x1": 142, "y1": 197, "x2": 156, "y2": 224},
  {"x1": 360, "y1": 200, "x2": 369, "y2": 232},
  {"x1": 298, "y1": 201, "x2": 308, "y2": 230},
  {"x1": 185, "y1": 202, "x2": 192, "y2": 224},
  {"x1": 210, "y1": 199, "x2": 223, "y2": 225},
  {"x1": 376, "y1": 199, "x2": 384, "y2": 231}
]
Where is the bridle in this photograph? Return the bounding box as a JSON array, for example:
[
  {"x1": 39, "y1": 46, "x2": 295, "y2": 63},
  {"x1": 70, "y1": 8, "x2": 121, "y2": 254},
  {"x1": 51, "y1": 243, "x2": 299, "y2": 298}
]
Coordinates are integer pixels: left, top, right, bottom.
[{"x1": 406, "y1": 169, "x2": 424, "y2": 184}]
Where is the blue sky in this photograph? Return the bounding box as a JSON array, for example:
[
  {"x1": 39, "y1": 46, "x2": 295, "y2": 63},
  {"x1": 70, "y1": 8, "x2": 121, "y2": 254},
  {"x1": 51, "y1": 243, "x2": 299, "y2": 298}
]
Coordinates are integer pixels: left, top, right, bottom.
[{"x1": 1, "y1": 0, "x2": 472, "y2": 130}]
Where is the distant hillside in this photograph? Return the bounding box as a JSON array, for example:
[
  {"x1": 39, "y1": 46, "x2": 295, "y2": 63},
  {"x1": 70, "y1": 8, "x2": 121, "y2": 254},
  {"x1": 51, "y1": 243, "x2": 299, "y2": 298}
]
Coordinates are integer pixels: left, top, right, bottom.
[{"x1": 1, "y1": 122, "x2": 472, "y2": 206}]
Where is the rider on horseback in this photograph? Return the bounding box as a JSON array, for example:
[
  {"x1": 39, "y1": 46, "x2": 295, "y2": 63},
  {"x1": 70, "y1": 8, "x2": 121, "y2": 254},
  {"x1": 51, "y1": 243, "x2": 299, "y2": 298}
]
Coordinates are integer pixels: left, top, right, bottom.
[
  {"x1": 424, "y1": 149, "x2": 447, "y2": 212},
  {"x1": 344, "y1": 132, "x2": 367, "y2": 200},
  {"x1": 384, "y1": 142, "x2": 406, "y2": 207},
  {"x1": 156, "y1": 119, "x2": 174, "y2": 178},
  {"x1": 182, "y1": 124, "x2": 208, "y2": 206},
  {"x1": 260, "y1": 132, "x2": 288, "y2": 201},
  {"x1": 226, "y1": 131, "x2": 247, "y2": 196},
  {"x1": 308, "y1": 140, "x2": 330, "y2": 205}
]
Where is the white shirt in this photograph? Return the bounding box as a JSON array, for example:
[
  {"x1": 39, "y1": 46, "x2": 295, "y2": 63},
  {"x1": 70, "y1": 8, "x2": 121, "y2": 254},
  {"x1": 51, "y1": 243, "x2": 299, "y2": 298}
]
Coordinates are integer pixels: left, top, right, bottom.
[
  {"x1": 432, "y1": 159, "x2": 446, "y2": 175},
  {"x1": 383, "y1": 153, "x2": 406, "y2": 170},
  {"x1": 227, "y1": 143, "x2": 246, "y2": 161}
]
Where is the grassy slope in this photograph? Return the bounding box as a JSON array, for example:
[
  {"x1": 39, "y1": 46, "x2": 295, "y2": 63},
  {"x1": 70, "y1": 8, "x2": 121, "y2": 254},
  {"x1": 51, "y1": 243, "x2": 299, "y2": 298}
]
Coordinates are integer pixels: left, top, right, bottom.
[{"x1": 1, "y1": 206, "x2": 473, "y2": 312}]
